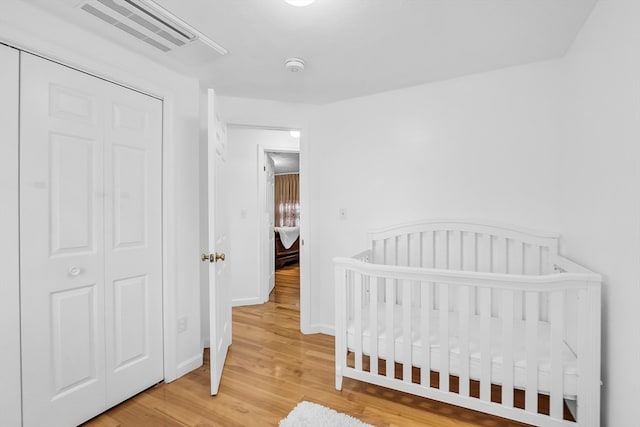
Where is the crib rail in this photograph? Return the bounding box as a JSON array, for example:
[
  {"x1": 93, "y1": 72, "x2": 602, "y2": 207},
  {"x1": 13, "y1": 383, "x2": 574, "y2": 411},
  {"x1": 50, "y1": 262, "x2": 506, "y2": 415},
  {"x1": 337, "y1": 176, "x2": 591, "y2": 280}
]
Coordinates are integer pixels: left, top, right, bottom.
[
  {"x1": 369, "y1": 219, "x2": 560, "y2": 275},
  {"x1": 334, "y1": 254, "x2": 601, "y2": 427}
]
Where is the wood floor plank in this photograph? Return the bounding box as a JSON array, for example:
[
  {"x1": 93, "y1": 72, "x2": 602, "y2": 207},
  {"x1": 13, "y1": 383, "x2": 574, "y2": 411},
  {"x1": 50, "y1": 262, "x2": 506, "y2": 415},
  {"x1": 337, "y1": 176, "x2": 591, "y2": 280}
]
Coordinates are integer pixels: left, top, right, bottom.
[{"x1": 84, "y1": 263, "x2": 529, "y2": 427}]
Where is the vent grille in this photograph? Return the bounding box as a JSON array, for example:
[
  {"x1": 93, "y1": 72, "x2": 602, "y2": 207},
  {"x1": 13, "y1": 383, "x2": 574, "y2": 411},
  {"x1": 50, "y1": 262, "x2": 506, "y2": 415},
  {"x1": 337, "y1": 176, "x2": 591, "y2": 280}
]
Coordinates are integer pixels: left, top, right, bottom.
[{"x1": 79, "y1": 0, "x2": 202, "y2": 53}]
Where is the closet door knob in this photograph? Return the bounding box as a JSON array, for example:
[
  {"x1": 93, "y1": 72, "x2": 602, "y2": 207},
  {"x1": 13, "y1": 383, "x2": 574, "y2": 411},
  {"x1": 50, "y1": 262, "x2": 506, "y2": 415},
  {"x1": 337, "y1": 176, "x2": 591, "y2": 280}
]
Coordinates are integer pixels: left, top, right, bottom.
[
  {"x1": 68, "y1": 266, "x2": 81, "y2": 276},
  {"x1": 214, "y1": 252, "x2": 226, "y2": 262}
]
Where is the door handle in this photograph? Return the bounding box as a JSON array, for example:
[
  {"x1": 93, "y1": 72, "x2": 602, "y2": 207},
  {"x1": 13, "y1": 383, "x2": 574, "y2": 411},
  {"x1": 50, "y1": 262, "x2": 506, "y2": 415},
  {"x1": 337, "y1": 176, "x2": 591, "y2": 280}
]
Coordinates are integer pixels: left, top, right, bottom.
[{"x1": 201, "y1": 253, "x2": 226, "y2": 263}]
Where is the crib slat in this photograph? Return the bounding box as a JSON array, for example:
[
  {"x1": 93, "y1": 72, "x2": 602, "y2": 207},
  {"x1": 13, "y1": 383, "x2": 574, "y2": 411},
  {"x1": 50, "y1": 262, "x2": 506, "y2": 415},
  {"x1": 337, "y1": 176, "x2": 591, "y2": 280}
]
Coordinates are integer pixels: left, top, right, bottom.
[
  {"x1": 372, "y1": 240, "x2": 379, "y2": 264},
  {"x1": 439, "y1": 283, "x2": 449, "y2": 391},
  {"x1": 423, "y1": 231, "x2": 435, "y2": 268},
  {"x1": 493, "y1": 236, "x2": 508, "y2": 274},
  {"x1": 458, "y1": 285, "x2": 470, "y2": 397},
  {"x1": 478, "y1": 233, "x2": 492, "y2": 273},
  {"x1": 335, "y1": 265, "x2": 347, "y2": 390},
  {"x1": 354, "y1": 272, "x2": 363, "y2": 372},
  {"x1": 370, "y1": 277, "x2": 379, "y2": 376},
  {"x1": 409, "y1": 233, "x2": 420, "y2": 267},
  {"x1": 492, "y1": 238, "x2": 508, "y2": 318},
  {"x1": 550, "y1": 291, "x2": 564, "y2": 419},
  {"x1": 461, "y1": 231, "x2": 475, "y2": 271},
  {"x1": 392, "y1": 236, "x2": 400, "y2": 265},
  {"x1": 479, "y1": 287, "x2": 492, "y2": 402},
  {"x1": 450, "y1": 230, "x2": 462, "y2": 270},
  {"x1": 525, "y1": 291, "x2": 539, "y2": 412},
  {"x1": 435, "y1": 231, "x2": 448, "y2": 269},
  {"x1": 402, "y1": 281, "x2": 412, "y2": 383},
  {"x1": 382, "y1": 239, "x2": 387, "y2": 265},
  {"x1": 511, "y1": 242, "x2": 524, "y2": 321},
  {"x1": 385, "y1": 278, "x2": 395, "y2": 379},
  {"x1": 511, "y1": 241, "x2": 525, "y2": 274},
  {"x1": 420, "y1": 282, "x2": 431, "y2": 386},
  {"x1": 399, "y1": 234, "x2": 409, "y2": 267},
  {"x1": 501, "y1": 289, "x2": 514, "y2": 408}
]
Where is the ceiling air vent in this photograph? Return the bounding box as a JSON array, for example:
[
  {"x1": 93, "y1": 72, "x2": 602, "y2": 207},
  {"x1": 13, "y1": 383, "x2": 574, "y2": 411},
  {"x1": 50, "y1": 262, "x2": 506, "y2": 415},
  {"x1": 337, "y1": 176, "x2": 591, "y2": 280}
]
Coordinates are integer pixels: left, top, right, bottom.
[{"x1": 78, "y1": 0, "x2": 227, "y2": 55}]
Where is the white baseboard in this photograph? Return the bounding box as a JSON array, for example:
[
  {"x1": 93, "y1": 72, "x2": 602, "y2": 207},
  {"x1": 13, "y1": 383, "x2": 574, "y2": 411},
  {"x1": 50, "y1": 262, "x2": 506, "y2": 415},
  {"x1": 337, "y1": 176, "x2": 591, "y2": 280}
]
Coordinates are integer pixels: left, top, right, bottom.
[
  {"x1": 305, "y1": 323, "x2": 334, "y2": 336},
  {"x1": 173, "y1": 352, "x2": 203, "y2": 380},
  {"x1": 232, "y1": 297, "x2": 264, "y2": 307}
]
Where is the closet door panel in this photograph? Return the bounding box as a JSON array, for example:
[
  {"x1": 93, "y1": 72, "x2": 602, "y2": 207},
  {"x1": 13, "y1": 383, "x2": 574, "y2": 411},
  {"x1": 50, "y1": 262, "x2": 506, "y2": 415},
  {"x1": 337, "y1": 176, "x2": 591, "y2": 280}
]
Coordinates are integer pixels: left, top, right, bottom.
[
  {"x1": 104, "y1": 85, "x2": 163, "y2": 406},
  {"x1": 50, "y1": 133, "x2": 98, "y2": 254},
  {"x1": 20, "y1": 53, "x2": 106, "y2": 427},
  {"x1": 0, "y1": 44, "x2": 21, "y2": 427},
  {"x1": 21, "y1": 52, "x2": 164, "y2": 426}
]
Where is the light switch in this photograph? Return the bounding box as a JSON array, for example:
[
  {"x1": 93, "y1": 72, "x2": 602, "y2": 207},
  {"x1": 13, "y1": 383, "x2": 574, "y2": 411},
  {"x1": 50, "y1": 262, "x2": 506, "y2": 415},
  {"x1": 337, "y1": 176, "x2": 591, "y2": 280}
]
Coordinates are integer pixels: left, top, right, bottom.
[{"x1": 339, "y1": 208, "x2": 347, "y2": 220}]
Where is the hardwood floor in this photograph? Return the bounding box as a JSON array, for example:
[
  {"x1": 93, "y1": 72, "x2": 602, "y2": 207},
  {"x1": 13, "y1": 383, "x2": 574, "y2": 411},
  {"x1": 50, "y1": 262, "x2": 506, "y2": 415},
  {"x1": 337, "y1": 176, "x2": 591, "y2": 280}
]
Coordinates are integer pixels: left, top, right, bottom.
[{"x1": 84, "y1": 264, "x2": 529, "y2": 427}]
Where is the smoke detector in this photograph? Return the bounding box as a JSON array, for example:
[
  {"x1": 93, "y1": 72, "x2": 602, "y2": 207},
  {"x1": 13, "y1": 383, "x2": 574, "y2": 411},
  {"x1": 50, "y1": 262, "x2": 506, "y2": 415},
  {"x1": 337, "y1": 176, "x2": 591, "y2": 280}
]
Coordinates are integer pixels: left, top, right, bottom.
[
  {"x1": 285, "y1": 0, "x2": 316, "y2": 6},
  {"x1": 285, "y1": 58, "x2": 305, "y2": 73}
]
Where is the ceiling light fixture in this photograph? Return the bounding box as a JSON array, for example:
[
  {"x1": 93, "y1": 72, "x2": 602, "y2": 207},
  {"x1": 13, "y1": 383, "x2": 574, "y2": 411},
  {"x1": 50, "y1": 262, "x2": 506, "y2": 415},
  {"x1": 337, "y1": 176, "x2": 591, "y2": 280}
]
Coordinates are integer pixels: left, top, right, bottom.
[
  {"x1": 284, "y1": 0, "x2": 316, "y2": 6},
  {"x1": 285, "y1": 58, "x2": 305, "y2": 73}
]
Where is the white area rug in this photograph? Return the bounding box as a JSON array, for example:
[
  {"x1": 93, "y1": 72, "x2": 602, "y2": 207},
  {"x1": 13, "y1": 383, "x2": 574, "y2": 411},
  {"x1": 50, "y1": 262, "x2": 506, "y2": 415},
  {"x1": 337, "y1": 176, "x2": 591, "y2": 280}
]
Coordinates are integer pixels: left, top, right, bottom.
[{"x1": 279, "y1": 401, "x2": 374, "y2": 427}]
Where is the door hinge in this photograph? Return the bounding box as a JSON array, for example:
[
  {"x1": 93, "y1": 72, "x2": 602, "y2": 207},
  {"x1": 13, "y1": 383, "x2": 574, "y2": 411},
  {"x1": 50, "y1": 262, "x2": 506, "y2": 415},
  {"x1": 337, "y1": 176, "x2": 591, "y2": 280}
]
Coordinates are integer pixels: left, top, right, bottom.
[{"x1": 264, "y1": 166, "x2": 266, "y2": 171}]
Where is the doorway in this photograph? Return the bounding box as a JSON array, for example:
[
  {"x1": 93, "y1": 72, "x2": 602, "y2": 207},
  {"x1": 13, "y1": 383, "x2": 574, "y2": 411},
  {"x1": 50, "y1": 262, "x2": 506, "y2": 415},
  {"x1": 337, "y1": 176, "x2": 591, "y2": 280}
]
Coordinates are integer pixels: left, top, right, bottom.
[
  {"x1": 266, "y1": 151, "x2": 301, "y2": 300},
  {"x1": 223, "y1": 126, "x2": 308, "y2": 331}
]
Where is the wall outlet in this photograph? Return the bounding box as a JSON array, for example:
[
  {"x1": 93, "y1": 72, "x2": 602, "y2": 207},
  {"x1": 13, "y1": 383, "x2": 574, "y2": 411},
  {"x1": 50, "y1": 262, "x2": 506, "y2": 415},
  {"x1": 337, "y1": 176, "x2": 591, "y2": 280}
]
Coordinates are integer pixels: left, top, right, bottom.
[
  {"x1": 177, "y1": 316, "x2": 188, "y2": 333},
  {"x1": 339, "y1": 207, "x2": 347, "y2": 220}
]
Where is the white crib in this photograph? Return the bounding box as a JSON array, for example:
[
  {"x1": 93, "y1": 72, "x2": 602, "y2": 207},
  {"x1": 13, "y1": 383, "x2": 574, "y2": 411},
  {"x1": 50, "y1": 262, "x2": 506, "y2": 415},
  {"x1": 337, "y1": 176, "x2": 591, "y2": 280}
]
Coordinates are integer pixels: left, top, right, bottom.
[{"x1": 334, "y1": 220, "x2": 601, "y2": 427}]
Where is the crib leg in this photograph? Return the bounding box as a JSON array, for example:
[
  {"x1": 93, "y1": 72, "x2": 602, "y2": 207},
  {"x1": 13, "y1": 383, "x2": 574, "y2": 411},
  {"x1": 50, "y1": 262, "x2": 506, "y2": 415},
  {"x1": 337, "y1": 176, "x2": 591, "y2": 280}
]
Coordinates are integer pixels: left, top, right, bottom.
[{"x1": 335, "y1": 368, "x2": 343, "y2": 390}]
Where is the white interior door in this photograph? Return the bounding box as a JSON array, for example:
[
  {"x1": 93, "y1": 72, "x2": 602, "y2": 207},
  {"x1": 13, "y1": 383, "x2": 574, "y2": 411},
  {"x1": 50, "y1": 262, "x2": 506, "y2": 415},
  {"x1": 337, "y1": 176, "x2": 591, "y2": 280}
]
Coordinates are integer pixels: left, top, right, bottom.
[
  {"x1": 265, "y1": 154, "x2": 275, "y2": 295},
  {"x1": 205, "y1": 88, "x2": 232, "y2": 395},
  {"x1": 0, "y1": 43, "x2": 22, "y2": 427},
  {"x1": 20, "y1": 53, "x2": 163, "y2": 426}
]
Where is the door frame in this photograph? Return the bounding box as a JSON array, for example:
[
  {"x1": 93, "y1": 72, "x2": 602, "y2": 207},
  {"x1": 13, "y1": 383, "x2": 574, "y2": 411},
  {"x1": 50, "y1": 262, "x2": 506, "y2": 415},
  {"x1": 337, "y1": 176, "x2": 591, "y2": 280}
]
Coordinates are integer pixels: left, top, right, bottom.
[
  {"x1": 228, "y1": 124, "x2": 311, "y2": 334},
  {"x1": 261, "y1": 146, "x2": 300, "y2": 302},
  {"x1": 0, "y1": 38, "x2": 181, "y2": 382}
]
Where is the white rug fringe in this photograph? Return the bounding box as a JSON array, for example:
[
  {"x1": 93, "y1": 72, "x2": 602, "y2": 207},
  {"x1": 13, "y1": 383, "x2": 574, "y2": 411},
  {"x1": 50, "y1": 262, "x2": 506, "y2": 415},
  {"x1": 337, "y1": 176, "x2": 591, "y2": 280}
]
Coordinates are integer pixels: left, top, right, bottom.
[{"x1": 279, "y1": 401, "x2": 373, "y2": 427}]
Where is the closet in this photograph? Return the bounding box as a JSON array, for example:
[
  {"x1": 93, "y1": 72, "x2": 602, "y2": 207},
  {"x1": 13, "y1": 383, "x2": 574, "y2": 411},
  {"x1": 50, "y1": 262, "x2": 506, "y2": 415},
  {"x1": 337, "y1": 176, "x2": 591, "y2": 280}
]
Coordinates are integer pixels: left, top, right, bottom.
[{"x1": 15, "y1": 52, "x2": 163, "y2": 427}]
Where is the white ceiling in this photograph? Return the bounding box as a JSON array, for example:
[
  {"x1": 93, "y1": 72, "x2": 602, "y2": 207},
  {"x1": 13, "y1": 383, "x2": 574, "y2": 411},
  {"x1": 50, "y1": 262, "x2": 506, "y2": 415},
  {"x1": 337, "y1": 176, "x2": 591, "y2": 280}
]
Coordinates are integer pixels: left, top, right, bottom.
[{"x1": 24, "y1": 0, "x2": 598, "y2": 104}]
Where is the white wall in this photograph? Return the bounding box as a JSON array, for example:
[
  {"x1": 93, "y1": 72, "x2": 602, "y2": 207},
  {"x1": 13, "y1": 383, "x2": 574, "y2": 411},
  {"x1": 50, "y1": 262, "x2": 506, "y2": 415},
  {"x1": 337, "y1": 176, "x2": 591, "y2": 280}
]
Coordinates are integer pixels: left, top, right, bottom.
[
  {"x1": 0, "y1": 0, "x2": 203, "y2": 384},
  {"x1": 220, "y1": 5, "x2": 639, "y2": 422},
  {"x1": 227, "y1": 128, "x2": 299, "y2": 306},
  {"x1": 307, "y1": 60, "x2": 564, "y2": 330},
  {"x1": 558, "y1": 1, "x2": 640, "y2": 425}
]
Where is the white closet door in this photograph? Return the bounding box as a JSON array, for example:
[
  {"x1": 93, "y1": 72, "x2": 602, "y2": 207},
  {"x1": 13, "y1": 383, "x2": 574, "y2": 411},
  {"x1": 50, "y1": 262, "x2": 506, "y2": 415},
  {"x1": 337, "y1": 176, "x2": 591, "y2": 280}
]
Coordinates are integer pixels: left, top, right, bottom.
[
  {"x1": 21, "y1": 53, "x2": 107, "y2": 427},
  {"x1": 104, "y1": 75, "x2": 163, "y2": 406},
  {"x1": 20, "y1": 53, "x2": 163, "y2": 426},
  {"x1": 0, "y1": 44, "x2": 22, "y2": 427}
]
